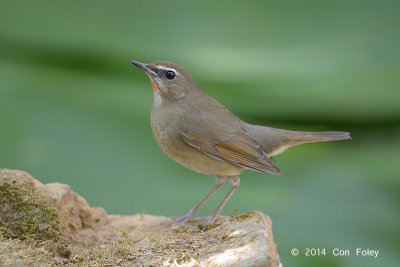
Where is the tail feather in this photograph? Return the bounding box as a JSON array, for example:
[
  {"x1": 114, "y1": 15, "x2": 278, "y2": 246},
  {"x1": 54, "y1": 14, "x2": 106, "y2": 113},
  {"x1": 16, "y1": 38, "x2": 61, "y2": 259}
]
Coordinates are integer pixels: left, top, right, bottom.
[
  {"x1": 244, "y1": 123, "x2": 351, "y2": 157},
  {"x1": 292, "y1": 131, "x2": 351, "y2": 143}
]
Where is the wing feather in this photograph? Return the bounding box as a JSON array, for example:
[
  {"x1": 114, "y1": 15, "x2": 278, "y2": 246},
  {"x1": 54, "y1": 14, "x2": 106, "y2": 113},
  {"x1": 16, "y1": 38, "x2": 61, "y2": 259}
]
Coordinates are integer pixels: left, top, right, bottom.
[{"x1": 179, "y1": 113, "x2": 281, "y2": 174}]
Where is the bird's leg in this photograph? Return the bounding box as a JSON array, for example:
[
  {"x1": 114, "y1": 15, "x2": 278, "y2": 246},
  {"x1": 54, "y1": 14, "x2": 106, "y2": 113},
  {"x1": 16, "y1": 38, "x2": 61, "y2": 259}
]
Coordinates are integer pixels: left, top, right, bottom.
[
  {"x1": 205, "y1": 176, "x2": 240, "y2": 225},
  {"x1": 161, "y1": 176, "x2": 226, "y2": 225}
]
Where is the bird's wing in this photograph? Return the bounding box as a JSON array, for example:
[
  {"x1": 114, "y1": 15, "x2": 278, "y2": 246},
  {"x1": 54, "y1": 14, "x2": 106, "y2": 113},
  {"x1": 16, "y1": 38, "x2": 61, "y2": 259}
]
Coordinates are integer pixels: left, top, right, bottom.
[{"x1": 178, "y1": 112, "x2": 281, "y2": 174}]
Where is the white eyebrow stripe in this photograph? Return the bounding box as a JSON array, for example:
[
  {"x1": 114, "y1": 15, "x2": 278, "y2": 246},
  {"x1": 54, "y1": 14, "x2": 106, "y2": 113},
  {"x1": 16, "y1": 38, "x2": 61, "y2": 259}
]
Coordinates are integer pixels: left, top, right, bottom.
[{"x1": 155, "y1": 65, "x2": 176, "y2": 72}]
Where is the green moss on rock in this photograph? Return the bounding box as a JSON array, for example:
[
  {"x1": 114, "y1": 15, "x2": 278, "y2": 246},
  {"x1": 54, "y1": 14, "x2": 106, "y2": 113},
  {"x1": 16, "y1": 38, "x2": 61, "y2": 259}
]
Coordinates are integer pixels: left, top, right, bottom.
[
  {"x1": 0, "y1": 173, "x2": 71, "y2": 258},
  {"x1": 0, "y1": 170, "x2": 280, "y2": 266},
  {"x1": 235, "y1": 211, "x2": 259, "y2": 221}
]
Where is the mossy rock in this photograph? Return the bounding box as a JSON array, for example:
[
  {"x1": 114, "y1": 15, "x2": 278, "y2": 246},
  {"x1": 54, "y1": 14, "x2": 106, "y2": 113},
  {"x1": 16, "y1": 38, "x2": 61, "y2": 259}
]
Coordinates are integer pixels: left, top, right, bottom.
[
  {"x1": 0, "y1": 169, "x2": 71, "y2": 258},
  {"x1": 0, "y1": 169, "x2": 280, "y2": 266}
]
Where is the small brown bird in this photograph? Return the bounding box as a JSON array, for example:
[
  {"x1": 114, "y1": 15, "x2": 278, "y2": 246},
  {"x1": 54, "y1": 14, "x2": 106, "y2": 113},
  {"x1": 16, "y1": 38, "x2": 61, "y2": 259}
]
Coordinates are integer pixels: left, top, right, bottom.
[{"x1": 131, "y1": 60, "x2": 350, "y2": 226}]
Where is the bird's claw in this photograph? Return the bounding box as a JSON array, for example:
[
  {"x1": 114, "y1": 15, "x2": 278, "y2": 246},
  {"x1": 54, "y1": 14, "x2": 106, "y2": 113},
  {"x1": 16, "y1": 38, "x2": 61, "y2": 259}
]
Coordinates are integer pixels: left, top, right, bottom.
[
  {"x1": 158, "y1": 215, "x2": 208, "y2": 227},
  {"x1": 158, "y1": 215, "x2": 231, "y2": 232}
]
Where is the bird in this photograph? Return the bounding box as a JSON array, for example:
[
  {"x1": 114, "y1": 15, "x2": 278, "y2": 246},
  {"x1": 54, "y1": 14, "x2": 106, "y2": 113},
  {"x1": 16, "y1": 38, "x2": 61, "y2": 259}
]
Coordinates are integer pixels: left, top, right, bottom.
[{"x1": 131, "y1": 60, "x2": 351, "y2": 226}]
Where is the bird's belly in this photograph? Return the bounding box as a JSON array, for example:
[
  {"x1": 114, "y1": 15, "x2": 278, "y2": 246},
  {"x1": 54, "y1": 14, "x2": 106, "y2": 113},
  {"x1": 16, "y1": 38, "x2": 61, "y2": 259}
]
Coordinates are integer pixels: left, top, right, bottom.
[{"x1": 151, "y1": 114, "x2": 242, "y2": 176}]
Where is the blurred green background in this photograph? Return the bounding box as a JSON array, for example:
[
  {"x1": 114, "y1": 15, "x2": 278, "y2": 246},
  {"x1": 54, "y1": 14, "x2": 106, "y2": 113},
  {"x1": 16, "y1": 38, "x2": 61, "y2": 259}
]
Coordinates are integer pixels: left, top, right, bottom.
[{"x1": 1, "y1": 0, "x2": 399, "y2": 266}]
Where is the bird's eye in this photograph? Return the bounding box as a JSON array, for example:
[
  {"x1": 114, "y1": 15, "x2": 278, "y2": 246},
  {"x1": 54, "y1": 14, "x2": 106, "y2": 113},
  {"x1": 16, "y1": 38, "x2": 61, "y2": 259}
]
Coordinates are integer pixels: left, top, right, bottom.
[{"x1": 165, "y1": 70, "x2": 175, "y2": 79}]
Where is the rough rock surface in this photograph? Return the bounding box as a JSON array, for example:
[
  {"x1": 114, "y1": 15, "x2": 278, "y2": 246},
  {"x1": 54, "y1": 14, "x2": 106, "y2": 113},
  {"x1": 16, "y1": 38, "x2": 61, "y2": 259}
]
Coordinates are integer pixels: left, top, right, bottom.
[{"x1": 0, "y1": 169, "x2": 281, "y2": 266}]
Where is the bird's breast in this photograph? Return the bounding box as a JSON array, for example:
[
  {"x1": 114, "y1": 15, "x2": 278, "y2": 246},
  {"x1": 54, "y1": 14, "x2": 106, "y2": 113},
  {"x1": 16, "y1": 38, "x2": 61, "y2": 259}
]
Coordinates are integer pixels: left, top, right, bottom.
[{"x1": 150, "y1": 105, "x2": 243, "y2": 176}]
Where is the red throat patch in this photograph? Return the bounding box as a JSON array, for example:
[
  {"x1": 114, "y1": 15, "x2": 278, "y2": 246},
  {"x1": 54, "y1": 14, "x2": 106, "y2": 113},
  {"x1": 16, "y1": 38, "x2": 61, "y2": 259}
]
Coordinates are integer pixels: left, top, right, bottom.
[{"x1": 150, "y1": 79, "x2": 158, "y2": 94}]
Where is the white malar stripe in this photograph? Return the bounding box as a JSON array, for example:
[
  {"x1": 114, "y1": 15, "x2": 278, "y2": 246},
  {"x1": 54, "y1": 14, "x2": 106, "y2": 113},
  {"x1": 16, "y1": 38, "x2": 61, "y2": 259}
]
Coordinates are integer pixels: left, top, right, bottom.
[{"x1": 153, "y1": 90, "x2": 162, "y2": 106}]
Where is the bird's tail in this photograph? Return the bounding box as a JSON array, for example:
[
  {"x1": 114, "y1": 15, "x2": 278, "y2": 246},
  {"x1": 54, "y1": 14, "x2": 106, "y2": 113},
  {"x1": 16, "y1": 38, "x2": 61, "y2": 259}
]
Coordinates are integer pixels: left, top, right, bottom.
[
  {"x1": 244, "y1": 123, "x2": 351, "y2": 157},
  {"x1": 290, "y1": 131, "x2": 351, "y2": 143}
]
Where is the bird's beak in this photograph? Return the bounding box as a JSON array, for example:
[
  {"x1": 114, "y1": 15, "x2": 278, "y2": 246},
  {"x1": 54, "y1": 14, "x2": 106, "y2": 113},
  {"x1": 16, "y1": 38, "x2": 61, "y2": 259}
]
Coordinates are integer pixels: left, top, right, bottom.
[{"x1": 130, "y1": 60, "x2": 157, "y2": 77}]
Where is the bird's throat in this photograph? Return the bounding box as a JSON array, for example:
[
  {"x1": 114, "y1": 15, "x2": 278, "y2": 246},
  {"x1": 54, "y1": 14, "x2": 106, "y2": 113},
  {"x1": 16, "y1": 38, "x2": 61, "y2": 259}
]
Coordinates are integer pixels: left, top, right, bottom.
[
  {"x1": 150, "y1": 79, "x2": 158, "y2": 94},
  {"x1": 149, "y1": 78, "x2": 162, "y2": 105}
]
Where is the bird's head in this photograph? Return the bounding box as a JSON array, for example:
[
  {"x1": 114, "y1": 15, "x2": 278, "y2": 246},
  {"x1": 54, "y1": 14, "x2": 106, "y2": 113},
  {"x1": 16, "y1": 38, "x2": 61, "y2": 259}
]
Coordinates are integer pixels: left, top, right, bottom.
[{"x1": 131, "y1": 60, "x2": 200, "y2": 102}]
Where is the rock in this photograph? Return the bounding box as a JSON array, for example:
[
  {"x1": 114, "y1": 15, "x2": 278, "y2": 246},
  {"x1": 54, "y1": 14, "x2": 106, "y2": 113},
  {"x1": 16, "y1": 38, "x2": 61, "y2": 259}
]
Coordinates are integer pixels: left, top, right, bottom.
[
  {"x1": 0, "y1": 169, "x2": 281, "y2": 266},
  {"x1": 40, "y1": 182, "x2": 117, "y2": 247},
  {"x1": 0, "y1": 169, "x2": 71, "y2": 259}
]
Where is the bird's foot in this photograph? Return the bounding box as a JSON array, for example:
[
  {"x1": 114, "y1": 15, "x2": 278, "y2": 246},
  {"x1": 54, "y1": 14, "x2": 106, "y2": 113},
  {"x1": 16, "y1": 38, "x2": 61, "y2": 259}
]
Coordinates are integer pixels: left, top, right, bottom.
[
  {"x1": 158, "y1": 214, "x2": 208, "y2": 227},
  {"x1": 157, "y1": 216, "x2": 208, "y2": 232},
  {"x1": 158, "y1": 214, "x2": 232, "y2": 232},
  {"x1": 172, "y1": 215, "x2": 208, "y2": 223},
  {"x1": 186, "y1": 216, "x2": 232, "y2": 232}
]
